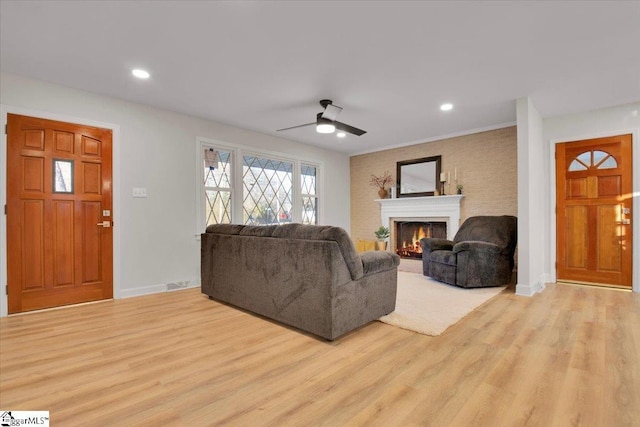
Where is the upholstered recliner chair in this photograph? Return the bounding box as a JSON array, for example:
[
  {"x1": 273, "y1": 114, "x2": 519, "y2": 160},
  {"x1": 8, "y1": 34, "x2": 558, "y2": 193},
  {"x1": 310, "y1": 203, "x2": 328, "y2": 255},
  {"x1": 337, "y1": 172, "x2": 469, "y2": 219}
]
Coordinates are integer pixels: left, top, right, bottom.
[{"x1": 420, "y1": 215, "x2": 517, "y2": 288}]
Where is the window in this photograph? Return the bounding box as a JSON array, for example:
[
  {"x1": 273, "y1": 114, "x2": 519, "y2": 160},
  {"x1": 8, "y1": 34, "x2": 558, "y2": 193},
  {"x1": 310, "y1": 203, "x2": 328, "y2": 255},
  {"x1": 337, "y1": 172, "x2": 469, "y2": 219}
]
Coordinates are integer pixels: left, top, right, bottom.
[
  {"x1": 203, "y1": 148, "x2": 232, "y2": 226},
  {"x1": 196, "y1": 137, "x2": 321, "y2": 233},
  {"x1": 53, "y1": 159, "x2": 74, "y2": 193},
  {"x1": 568, "y1": 150, "x2": 618, "y2": 171}
]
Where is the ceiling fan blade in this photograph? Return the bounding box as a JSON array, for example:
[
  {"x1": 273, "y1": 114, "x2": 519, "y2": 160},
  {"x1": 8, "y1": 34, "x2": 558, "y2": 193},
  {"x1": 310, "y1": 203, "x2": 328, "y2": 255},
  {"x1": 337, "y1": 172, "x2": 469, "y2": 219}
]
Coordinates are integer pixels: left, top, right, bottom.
[
  {"x1": 321, "y1": 104, "x2": 343, "y2": 121},
  {"x1": 276, "y1": 122, "x2": 316, "y2": 132},
  {"x1": 335, "y1": 121, "x2": 366, "y2": 136}
]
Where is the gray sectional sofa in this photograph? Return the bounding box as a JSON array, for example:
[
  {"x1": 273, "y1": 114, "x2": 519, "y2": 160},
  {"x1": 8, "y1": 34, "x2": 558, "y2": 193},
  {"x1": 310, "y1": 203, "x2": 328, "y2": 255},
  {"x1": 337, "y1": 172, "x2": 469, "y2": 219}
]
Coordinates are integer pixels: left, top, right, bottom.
[{"x1": 201, "y1": 223, "x2": 400, "y2": 340}]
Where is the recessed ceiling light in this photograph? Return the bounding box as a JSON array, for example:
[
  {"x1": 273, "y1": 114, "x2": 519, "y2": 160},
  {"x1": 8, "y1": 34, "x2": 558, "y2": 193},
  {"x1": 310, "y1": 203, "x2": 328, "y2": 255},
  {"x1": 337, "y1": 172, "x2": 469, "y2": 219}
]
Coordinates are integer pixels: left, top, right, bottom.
[
  {"x1": 440, "y1": 103, "x2": 453, "y2": 111},
  {"x1": 132, "y1": 69, "x2": 150, "y2": 79},
  {"x1": 337, "y1": 132, "x2": 346, "y2": 138}
]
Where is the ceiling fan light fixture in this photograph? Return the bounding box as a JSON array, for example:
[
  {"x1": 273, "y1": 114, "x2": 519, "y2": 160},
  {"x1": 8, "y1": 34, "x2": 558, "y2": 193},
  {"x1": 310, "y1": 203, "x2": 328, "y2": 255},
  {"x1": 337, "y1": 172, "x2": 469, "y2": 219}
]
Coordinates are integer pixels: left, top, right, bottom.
[
  {"x1": 440, "y1": 103, "x2": 453, "y2": 111},
  {"x1": 316, "y1": 115, "x2": 336, "y2": 134},
  {"x1": 337, "y1": 132, "x2": 346, "y2": 138},
  {"x1": 316, "y1": 123, "x2": 335, "y2": 133}
]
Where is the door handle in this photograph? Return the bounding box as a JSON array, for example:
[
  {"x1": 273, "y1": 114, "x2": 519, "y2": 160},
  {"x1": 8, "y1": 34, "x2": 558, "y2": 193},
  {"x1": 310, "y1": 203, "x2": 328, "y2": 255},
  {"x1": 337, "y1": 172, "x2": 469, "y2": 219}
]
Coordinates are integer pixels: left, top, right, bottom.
[{"x1": 97, "y1": 221, "x2": 111, "y2": 228}]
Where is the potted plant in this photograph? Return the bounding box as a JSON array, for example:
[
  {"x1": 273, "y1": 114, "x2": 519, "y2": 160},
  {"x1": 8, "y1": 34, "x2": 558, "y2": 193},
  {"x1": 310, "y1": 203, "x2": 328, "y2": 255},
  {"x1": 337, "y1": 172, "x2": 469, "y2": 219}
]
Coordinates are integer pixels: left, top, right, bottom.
[
  {"x1": 369, "y1": 171, "x2": 394, "y2": 199},
  {"x1": 374, "y1": 226, "x2": 390, "y2": 251},
  {"x1": 456, "y1": 184, "x2": 463, "y2": 194}
]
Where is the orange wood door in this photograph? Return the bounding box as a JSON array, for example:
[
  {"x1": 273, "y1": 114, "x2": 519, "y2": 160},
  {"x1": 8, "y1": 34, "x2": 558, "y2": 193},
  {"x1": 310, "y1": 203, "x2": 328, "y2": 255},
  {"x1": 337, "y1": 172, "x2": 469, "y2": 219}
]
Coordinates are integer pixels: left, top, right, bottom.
[
  {"x1": 556, "y1": 134, "x2": 633, "y2": 288},
  {"x1": 7, "y1": 114, "x2": 113, "y2": 313}
]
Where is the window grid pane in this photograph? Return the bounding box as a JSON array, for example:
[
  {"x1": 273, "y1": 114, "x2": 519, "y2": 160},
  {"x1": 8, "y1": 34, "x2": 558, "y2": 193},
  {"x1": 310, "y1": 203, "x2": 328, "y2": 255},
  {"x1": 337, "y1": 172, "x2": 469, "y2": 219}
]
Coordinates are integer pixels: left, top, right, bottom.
[
  {"x1": 204, "y1": 150, "x2": 232, "y2": 188},
  {"x1": 302, "y1": 196, "x2": 318, "y2": 225},
  {"x1": 301, "y1": 164, "x2": 317, "y2": 224},
  {"x1": 243, "y1": 156, "x2": 293, "y2": 225},
  {"x1": 205, "y1": 190, "x2": 232, "y2": 225}
]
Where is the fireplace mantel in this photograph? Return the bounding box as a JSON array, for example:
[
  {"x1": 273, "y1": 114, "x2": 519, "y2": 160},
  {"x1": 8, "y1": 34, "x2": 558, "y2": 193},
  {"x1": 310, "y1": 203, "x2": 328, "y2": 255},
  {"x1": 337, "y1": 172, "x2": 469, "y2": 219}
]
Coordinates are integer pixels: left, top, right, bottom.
[{"x1": 376, "y1": 195, "x2": 464, "y2": 240}]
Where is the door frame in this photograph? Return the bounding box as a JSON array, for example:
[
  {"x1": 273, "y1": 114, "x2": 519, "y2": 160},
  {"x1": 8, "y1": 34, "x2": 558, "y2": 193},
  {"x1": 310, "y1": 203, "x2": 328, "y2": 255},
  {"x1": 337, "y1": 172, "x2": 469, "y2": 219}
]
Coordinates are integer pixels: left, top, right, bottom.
[
  {"x1": 549, "y1": 130, "x2": 639, "y2": 293},
  {"x1": 0, "y1": 105, "x2": 121, "y2": 317}
]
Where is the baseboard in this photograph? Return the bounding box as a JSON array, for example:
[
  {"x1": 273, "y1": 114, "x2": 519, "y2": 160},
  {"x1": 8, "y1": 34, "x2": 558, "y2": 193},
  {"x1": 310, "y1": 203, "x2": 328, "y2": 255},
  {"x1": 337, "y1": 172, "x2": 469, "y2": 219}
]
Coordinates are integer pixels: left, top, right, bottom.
[
  {"x1": 120, "y1": 279, "x2": 200, "y2": 299},
  {"x1": 515, "y1": 282, "x2": 541, "y2": 297}
]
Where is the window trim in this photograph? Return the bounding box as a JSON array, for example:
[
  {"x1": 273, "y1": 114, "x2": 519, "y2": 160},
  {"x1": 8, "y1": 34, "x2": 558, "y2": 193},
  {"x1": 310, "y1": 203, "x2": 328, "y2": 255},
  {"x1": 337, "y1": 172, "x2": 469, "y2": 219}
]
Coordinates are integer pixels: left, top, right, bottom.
[{"x1": 195, "y1": 136, "x2": 323, "y2": 237}]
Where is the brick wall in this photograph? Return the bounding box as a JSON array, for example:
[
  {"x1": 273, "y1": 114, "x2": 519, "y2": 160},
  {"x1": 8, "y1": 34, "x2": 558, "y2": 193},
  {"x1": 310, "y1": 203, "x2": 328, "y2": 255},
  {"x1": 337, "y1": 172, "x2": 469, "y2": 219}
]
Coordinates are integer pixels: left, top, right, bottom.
[{"x1": 350, "y1": 126, "x2": 517, "y2": 241}]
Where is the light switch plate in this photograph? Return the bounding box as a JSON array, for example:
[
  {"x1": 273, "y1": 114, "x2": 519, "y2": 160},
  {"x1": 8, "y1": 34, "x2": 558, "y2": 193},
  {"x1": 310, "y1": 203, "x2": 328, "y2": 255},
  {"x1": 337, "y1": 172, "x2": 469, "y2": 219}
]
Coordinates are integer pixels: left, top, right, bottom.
[{"x1": 132, "y1": 187, "x2": 147, "y2": 198}]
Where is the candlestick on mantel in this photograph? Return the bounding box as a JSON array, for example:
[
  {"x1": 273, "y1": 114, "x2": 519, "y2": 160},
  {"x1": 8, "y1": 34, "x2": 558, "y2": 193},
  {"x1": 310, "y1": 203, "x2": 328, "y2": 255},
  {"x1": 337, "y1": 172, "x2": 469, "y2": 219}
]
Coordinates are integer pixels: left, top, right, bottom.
[
  {"x1": 454, "y1": 168, "x2": 457, "y2": 181},
  {"x1": 440, "y1": 172, "x2": 446, "y2": 182}
]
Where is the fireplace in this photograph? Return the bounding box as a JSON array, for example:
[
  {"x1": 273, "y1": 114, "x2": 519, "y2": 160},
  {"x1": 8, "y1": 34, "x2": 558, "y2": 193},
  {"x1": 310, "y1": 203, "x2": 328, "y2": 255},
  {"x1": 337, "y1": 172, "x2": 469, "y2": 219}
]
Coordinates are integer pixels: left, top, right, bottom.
[{"x1": 395, "y1": 221, "x2": 447, "y2": 259}]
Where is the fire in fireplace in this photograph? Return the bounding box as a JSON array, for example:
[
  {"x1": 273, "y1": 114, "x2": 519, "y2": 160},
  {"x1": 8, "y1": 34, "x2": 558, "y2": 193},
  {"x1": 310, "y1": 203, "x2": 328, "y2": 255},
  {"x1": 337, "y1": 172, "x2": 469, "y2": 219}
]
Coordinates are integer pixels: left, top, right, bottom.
[{"x1": 395, "y1": 221, "x2": 447, "y2": 259}]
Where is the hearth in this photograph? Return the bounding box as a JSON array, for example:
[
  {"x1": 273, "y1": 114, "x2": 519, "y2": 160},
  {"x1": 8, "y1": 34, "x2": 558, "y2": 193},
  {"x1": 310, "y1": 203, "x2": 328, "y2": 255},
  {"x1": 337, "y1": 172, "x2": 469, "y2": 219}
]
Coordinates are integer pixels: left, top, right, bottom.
[{"x1": 395, "y1": 221, "x2": 447, "y2": 259}]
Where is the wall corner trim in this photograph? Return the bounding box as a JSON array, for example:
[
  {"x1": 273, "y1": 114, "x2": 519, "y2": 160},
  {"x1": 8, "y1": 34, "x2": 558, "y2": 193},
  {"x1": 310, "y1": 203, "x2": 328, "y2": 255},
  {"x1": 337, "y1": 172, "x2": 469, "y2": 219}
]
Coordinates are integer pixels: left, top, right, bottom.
[{"x1": 515, "y1": 282, "x2": 542, "y2": 297}]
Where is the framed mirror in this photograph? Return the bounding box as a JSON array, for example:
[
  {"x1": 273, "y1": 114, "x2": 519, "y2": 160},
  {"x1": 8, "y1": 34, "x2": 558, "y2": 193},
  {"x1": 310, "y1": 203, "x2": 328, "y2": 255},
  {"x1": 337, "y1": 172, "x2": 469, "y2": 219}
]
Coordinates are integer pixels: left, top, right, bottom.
[{"x1": 396, "y1": 155, "x2": 441, "y2": 197}]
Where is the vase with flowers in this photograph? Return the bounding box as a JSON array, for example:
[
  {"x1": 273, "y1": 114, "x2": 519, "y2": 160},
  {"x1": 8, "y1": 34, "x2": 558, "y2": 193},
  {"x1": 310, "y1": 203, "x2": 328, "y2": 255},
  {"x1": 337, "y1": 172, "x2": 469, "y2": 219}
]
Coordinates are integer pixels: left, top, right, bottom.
[{"x1": 369, "y1": 171, "x2": 394, "y2": 199}]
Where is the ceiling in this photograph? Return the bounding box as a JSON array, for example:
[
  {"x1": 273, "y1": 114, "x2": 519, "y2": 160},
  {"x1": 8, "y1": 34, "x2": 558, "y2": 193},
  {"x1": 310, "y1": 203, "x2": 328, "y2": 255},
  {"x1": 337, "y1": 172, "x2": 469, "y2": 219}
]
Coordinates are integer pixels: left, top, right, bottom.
[{"x1": 1, "y1": 1, "x2": 639, "y2": 155}]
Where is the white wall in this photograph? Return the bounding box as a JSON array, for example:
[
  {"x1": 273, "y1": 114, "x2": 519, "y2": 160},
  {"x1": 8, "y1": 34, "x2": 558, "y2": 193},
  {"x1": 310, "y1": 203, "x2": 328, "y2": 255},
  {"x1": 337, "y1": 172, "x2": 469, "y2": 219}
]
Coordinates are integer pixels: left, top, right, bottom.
[
  {"x1": 0, "y1": 72, "x2": 351, "y2": 316},
  {"x1": 543, "y1": 102, "x2": 640, "y2": 293},
  {"x1": 516, "y1": 97, "x2": 546, "y2": 296}
]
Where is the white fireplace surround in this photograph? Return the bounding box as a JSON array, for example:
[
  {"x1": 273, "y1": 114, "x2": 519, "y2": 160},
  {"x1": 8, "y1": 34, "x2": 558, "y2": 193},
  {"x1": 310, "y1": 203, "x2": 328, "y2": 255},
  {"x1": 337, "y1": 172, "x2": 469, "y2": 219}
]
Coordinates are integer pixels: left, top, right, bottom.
[{"x1": 376, "y1": 195, "x2": 464, "y2": 244}]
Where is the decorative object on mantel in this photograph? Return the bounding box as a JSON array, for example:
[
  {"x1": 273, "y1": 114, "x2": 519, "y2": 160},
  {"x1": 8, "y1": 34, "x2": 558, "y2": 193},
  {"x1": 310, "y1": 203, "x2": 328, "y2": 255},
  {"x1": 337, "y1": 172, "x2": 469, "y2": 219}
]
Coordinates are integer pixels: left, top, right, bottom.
[
  {"x1": 370, "y1": 171, "x2": 394, "y2": 199},
  {"x1": 374, "y1": 226, "x2": 390, "y2": 251},
  {"x1": 456, "y1": 184, "x2": 463, "y2": 194},
  {"x1": 439, "y1": 172, "x2": 447, "y2": 195},
  {"x1": 396, "y1": 156, "x2": 441, "y2": 198}
]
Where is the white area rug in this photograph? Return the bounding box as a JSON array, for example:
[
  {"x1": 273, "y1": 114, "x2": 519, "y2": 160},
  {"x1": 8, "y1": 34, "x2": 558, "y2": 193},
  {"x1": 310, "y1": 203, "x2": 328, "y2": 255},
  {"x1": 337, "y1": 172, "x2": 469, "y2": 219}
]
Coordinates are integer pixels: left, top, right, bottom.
[{"x1": 379, "y1": 271, "x2": 506, "y2": 336}]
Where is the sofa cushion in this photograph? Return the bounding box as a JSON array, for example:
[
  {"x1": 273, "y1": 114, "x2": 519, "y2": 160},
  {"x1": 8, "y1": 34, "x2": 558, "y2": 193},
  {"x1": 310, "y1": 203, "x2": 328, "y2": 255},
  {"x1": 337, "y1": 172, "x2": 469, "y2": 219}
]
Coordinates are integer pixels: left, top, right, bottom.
[
  {"x1": 361, "y1": 250, "x2": 400, "y2": 275},
  {"x1": 272, "y1": 224, "x2": 364, "y2": 280},
  {"x1": 205, "y1": 224, "x2": 245, "y2": 235},
  {"x1": 453, "y1": 215, "x2": 517, "y2": 254},
  {"x1": 239, "y1": 225, "x2": 278, "y2": 237},
  {"x1": 429, "y1": 250, "x2": 457, "y2": 266}
]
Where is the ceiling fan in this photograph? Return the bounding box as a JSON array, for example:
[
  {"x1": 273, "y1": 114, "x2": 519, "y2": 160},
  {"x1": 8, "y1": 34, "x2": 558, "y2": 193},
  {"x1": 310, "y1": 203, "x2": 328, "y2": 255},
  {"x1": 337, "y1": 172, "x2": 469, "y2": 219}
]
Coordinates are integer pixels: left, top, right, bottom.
[{"x1": 277, "y1": 99, "x2": 366, "y2": 136}]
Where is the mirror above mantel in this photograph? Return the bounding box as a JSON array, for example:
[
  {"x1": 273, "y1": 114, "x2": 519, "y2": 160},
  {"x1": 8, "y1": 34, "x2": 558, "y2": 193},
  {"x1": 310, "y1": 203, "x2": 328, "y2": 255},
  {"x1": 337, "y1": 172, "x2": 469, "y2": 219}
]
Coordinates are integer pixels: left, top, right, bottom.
[{"x1": 396, "y1": 155, "x2": 441, "y2": 197}]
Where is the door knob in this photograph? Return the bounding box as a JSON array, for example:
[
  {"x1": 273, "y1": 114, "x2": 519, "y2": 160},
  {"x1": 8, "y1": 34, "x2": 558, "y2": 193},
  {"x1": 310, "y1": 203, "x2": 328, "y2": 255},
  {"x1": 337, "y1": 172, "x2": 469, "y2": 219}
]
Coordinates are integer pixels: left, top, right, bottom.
[{"x1": 97, "y1": 221, "x2": 111, "y2": 228}]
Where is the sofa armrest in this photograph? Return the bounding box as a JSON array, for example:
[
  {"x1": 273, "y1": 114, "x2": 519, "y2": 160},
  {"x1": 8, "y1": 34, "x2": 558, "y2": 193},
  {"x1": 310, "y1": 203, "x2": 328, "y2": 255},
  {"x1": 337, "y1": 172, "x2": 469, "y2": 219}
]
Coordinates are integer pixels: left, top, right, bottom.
[
  {"x1": 453, "y1": 240, "x2": 502, "y2": 254},
  {"x1": 360, "y1": 251, "x2": 400, "y2": 276},
  {"x1": 420, "y1": 238, "x2": 454, "y2": 252}
]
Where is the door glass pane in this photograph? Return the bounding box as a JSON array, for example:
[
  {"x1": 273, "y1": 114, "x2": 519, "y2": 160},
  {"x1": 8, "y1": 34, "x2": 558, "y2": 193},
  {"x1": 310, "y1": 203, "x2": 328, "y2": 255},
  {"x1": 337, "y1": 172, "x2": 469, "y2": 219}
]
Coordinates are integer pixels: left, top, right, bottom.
[
  {"x1": 592, "y1": 150, "x2": 608, "y2": 165},
  {"x1": 596, "y1": 154, "x2": 618, "y2": 169},
  {"x1": 53, "y1": 159, "x2": 73, "y2": 193},
  {"x1": 576, "y1": 151, "x2": 591, "y2": 166},
  {"x1": 569, "y1": 160, "x2": 587, "y2": 171}
]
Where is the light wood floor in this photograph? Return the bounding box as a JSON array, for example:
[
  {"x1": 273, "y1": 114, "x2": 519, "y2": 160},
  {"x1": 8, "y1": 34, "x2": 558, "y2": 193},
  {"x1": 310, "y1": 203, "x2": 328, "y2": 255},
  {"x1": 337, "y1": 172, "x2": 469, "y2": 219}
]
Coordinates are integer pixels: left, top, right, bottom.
[{"x1": 1, "y1": 283, "x2": 639, "y2": 426}]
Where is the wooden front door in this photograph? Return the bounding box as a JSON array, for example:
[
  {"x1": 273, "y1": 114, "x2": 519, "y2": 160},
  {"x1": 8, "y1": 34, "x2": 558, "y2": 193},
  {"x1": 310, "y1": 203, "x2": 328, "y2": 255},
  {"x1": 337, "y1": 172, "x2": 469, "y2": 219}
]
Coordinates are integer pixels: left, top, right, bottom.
[
  {"x1": 556, "y1": 134, "x2": 633, "y2": 288},
  {"x1": 6, "y1": 114, "x2": 113, "y2": 313}
]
